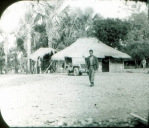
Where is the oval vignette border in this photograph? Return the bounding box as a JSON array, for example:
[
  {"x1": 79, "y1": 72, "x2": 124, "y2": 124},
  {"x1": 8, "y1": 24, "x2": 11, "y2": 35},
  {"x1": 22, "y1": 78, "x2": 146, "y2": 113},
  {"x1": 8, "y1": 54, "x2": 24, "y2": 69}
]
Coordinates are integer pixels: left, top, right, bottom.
[
  {"x1": 0, "y1": 1, "x2": 30, "y2": 128},
  {"x1": 0, "y1": 0, "x2": 148, "y2": 128}
]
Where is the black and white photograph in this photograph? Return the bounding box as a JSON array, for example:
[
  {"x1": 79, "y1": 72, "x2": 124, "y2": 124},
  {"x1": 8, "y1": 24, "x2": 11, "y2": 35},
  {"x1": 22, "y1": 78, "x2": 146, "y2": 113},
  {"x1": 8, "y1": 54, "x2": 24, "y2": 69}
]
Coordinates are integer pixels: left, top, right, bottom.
[{"x1": 0, "y1": 0, "x2": 149, "y2": 127}]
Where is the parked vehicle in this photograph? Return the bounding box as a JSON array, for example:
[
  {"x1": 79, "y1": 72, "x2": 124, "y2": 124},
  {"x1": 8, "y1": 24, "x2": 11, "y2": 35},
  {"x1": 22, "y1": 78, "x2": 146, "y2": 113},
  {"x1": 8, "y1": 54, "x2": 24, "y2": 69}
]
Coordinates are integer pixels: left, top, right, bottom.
[{"x1": 65, "y1": 57, "x2": 88, "y2": 76}]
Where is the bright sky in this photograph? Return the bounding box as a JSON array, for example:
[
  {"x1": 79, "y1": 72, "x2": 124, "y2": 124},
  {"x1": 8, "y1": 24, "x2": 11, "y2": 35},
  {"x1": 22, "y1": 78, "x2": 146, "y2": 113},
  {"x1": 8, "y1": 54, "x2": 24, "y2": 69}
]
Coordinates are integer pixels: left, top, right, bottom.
[
  {"x1": 63, "y1": 0, "x2": 147, "y2": 17},
  {"x1": 0, "y1": 0, "x2": 147, "y2": 49}
]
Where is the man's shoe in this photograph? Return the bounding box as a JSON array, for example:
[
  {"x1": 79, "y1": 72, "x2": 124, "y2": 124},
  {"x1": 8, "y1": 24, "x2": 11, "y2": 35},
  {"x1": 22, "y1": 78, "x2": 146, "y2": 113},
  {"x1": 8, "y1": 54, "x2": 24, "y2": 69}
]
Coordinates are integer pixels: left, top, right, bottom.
[
  {"x1": 90, "y1": 82, "x2": 94, "y2": 87},
  {"x1": 90, "y1": 84, "x2": 93, "y2": 87}
]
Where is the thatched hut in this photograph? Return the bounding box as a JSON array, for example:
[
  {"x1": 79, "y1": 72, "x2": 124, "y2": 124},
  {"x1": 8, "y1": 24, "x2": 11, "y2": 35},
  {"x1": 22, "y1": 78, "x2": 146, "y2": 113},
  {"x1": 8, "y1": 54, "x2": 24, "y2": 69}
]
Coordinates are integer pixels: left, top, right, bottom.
[
  {"x1": 30, "y1": 48, "x2": 56, "y2": 74},
  {"x1": 51, "y1": 38, "x2": 131, "y2": 73}
]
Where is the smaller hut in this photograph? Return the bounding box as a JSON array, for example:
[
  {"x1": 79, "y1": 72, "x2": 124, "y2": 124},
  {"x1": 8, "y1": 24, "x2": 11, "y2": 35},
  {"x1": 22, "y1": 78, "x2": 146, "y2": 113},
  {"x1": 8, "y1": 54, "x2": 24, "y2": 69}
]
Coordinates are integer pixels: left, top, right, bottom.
[{"x1": 30, "y1": 48, "x2": 56, "y2": 74}]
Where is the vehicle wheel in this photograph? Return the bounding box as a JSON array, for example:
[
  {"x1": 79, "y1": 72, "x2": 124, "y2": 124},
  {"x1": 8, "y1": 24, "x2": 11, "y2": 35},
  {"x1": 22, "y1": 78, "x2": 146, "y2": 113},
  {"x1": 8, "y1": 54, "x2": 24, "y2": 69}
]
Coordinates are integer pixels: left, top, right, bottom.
[
  {"x1": 74, "y1": 68, "x2": 79, "y2": 76},
  {"x1": 79, "y1": 72, "x2": 82, "y2": 75},
  {"x1": 67, "y1": 70, "x2": 70, "y2": 75},
  {"x1": 87, "y1": 72, "x2": 89, "y2": 75}
]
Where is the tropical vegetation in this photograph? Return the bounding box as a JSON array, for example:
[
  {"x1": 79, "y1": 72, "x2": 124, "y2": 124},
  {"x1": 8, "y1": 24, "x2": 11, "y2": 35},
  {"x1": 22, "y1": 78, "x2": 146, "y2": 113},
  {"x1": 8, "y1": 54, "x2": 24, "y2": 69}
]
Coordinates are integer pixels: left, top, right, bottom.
[{"x1": 0, "y1": 0, "x2": 149, "y2": 73}]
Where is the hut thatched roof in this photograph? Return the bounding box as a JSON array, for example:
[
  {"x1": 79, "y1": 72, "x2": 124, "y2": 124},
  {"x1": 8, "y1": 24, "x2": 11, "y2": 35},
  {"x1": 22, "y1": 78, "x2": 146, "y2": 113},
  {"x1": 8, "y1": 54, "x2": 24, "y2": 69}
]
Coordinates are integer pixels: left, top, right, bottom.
[
  {"x1": 30, "y1": 48, "x2": 56, "y2": 61},
  {"x1": 52, "y1": 37, "x2": 131, "y2": 60}
]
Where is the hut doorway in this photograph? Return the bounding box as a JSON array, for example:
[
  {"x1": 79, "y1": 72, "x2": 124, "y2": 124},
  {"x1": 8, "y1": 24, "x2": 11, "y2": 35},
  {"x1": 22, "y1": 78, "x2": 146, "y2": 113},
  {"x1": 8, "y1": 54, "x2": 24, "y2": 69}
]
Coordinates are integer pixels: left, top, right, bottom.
[{"x1": 102, "y1": 57, "x2": 109, "y2": 72}]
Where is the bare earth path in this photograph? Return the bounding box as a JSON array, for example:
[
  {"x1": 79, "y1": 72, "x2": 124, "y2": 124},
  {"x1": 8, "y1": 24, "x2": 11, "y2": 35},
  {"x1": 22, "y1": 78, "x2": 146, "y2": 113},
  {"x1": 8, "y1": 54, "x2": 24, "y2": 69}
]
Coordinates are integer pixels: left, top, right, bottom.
[{"x1": 0, "y1": 69, "x2": 148, "y2": 127}]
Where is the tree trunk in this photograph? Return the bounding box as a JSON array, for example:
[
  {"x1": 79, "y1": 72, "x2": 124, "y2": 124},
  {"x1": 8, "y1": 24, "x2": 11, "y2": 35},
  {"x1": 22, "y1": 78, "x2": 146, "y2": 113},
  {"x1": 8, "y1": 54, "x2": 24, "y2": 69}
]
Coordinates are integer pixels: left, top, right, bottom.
[
  {"x1": 148, "y1": 0, "x2": 149, "y2": 19},
  {"x1": 27, "y1": 32, "x2": 31, "y2": 74},
  {"x1": 15, "y1": 66, "x2": 18, "y2": 73},
  {"x1": 0, "y1": 68, "x2": 2, "y2": 74},
  {"x1": 4, "y1": 37, "x2": 8, "y2": 74},
  {"x1": 4, "y1": 55, "x2": 8, "y2": 73},
  {"x1": 48, "y1": 39, "x2": 53, "y2": 48},
  {"x1": 20, "y1": 53, "x2": 23, "y2": 73}
]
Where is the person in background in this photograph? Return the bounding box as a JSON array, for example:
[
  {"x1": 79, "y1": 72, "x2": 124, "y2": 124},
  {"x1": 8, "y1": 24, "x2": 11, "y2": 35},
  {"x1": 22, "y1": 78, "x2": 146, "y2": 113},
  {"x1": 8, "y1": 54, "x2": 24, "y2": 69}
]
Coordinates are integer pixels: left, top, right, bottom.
[
  {"x1": 37, "y1": 57, "x2": 41, "y2": 74},
  {"x1": 86, "y1": 49, "x2": 99, "y2": 87},
  {"x1": 141, "y1": 57, "x2": 146, "y2": 70},
  {"x1": 62, "y1": 63, "x2": 64, "y2": 68}
]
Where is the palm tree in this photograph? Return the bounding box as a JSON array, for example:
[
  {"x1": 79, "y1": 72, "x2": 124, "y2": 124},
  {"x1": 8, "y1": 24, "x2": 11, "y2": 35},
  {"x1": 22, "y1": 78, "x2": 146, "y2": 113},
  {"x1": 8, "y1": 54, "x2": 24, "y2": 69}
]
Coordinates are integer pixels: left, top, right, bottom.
[
  {"x1": 59, "y1": 7, "x2": 96, "y2": 47},
  {"x1": 34, "y1": 0, "x2": 70, "y2": 48},
  {"x1": 125, "y1": 0, "x2": 149, "y2": 18},
  {"x1": 0, "y1": 28, "x2": 9, "y2": 73},
  {"x1": 15, "y1": 1, "x2": 42, "y2": 73},
  {"x1": 33, "y1": 1, "x2": 96, "y2": 49}
]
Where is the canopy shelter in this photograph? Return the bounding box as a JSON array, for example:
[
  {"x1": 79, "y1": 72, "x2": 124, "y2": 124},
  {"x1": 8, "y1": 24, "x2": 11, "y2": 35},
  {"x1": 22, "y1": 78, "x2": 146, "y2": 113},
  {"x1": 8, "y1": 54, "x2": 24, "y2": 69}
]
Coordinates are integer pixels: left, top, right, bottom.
[
  {"x1": 30, "y1": 48, "x2": 56, "y2": 74},
  {"x1": 51, "y1": 37, "x2": 131, "y2": 60},
  {"x1": 30, "y1": 48, "x2": 56, "y2": 61}
]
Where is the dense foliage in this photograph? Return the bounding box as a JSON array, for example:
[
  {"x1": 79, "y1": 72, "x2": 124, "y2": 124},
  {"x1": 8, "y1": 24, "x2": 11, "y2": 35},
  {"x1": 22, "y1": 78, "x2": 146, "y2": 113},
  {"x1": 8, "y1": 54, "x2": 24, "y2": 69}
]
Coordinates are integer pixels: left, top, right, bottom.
[
  {"x1": 124, "y1": 13, "x2": 149, "y2": 64},
  {"x1": 1, "y1": 1, "x2": 149, "y2": 73},
  {"x1": 92, "y1": 18, "x2": 131, "y2": 49},
  {"x1": 32, "y1": 23, "x2": 48, "y2": 51}
]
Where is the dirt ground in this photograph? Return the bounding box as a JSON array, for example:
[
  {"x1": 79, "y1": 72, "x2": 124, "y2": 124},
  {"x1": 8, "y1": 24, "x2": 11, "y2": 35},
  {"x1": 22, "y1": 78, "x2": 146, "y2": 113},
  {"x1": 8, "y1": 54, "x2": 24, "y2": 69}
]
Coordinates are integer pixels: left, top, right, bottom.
[{"x1": 0, "y1": 68, "x2": 148, "y2": 127}]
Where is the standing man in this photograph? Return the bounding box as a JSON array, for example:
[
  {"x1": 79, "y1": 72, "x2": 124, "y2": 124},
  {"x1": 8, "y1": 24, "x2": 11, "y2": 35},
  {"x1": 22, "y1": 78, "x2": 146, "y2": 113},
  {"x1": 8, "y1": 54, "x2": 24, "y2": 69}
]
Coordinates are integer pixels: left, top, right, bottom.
[{"x1": 86, "y1": 49, "x2": 99, "y2": 87}]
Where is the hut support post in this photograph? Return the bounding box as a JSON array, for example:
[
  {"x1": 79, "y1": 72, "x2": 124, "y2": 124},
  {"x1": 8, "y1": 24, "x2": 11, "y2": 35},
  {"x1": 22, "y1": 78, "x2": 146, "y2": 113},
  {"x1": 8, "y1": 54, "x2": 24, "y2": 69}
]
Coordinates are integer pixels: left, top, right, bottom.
[
  {"x1": 30, "y1": 60, "x2": 32, "y2": 74},
  {"x1": 44, "y1": 60, "x2": 54, "y2": 74},
  {"x1": 58, "y1": 60, "x2": 61, "y2": 72},
  {"x1": 36, "y1": 61, "x2": 37, "y2": 74},
  {"x1": 40, "y1": 66, "x2": 41, "y2": 74},
  {"x1": 29, "y1": 60, "x2": 31, "y2": 74}
]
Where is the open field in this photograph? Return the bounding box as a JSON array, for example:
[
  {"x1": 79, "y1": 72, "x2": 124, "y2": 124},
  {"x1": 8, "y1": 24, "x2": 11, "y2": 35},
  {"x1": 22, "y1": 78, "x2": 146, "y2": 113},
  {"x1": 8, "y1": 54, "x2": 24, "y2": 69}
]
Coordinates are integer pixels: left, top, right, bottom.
[{"x1": 0, "y1": 68, "x2": 148, "y2": 127}]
